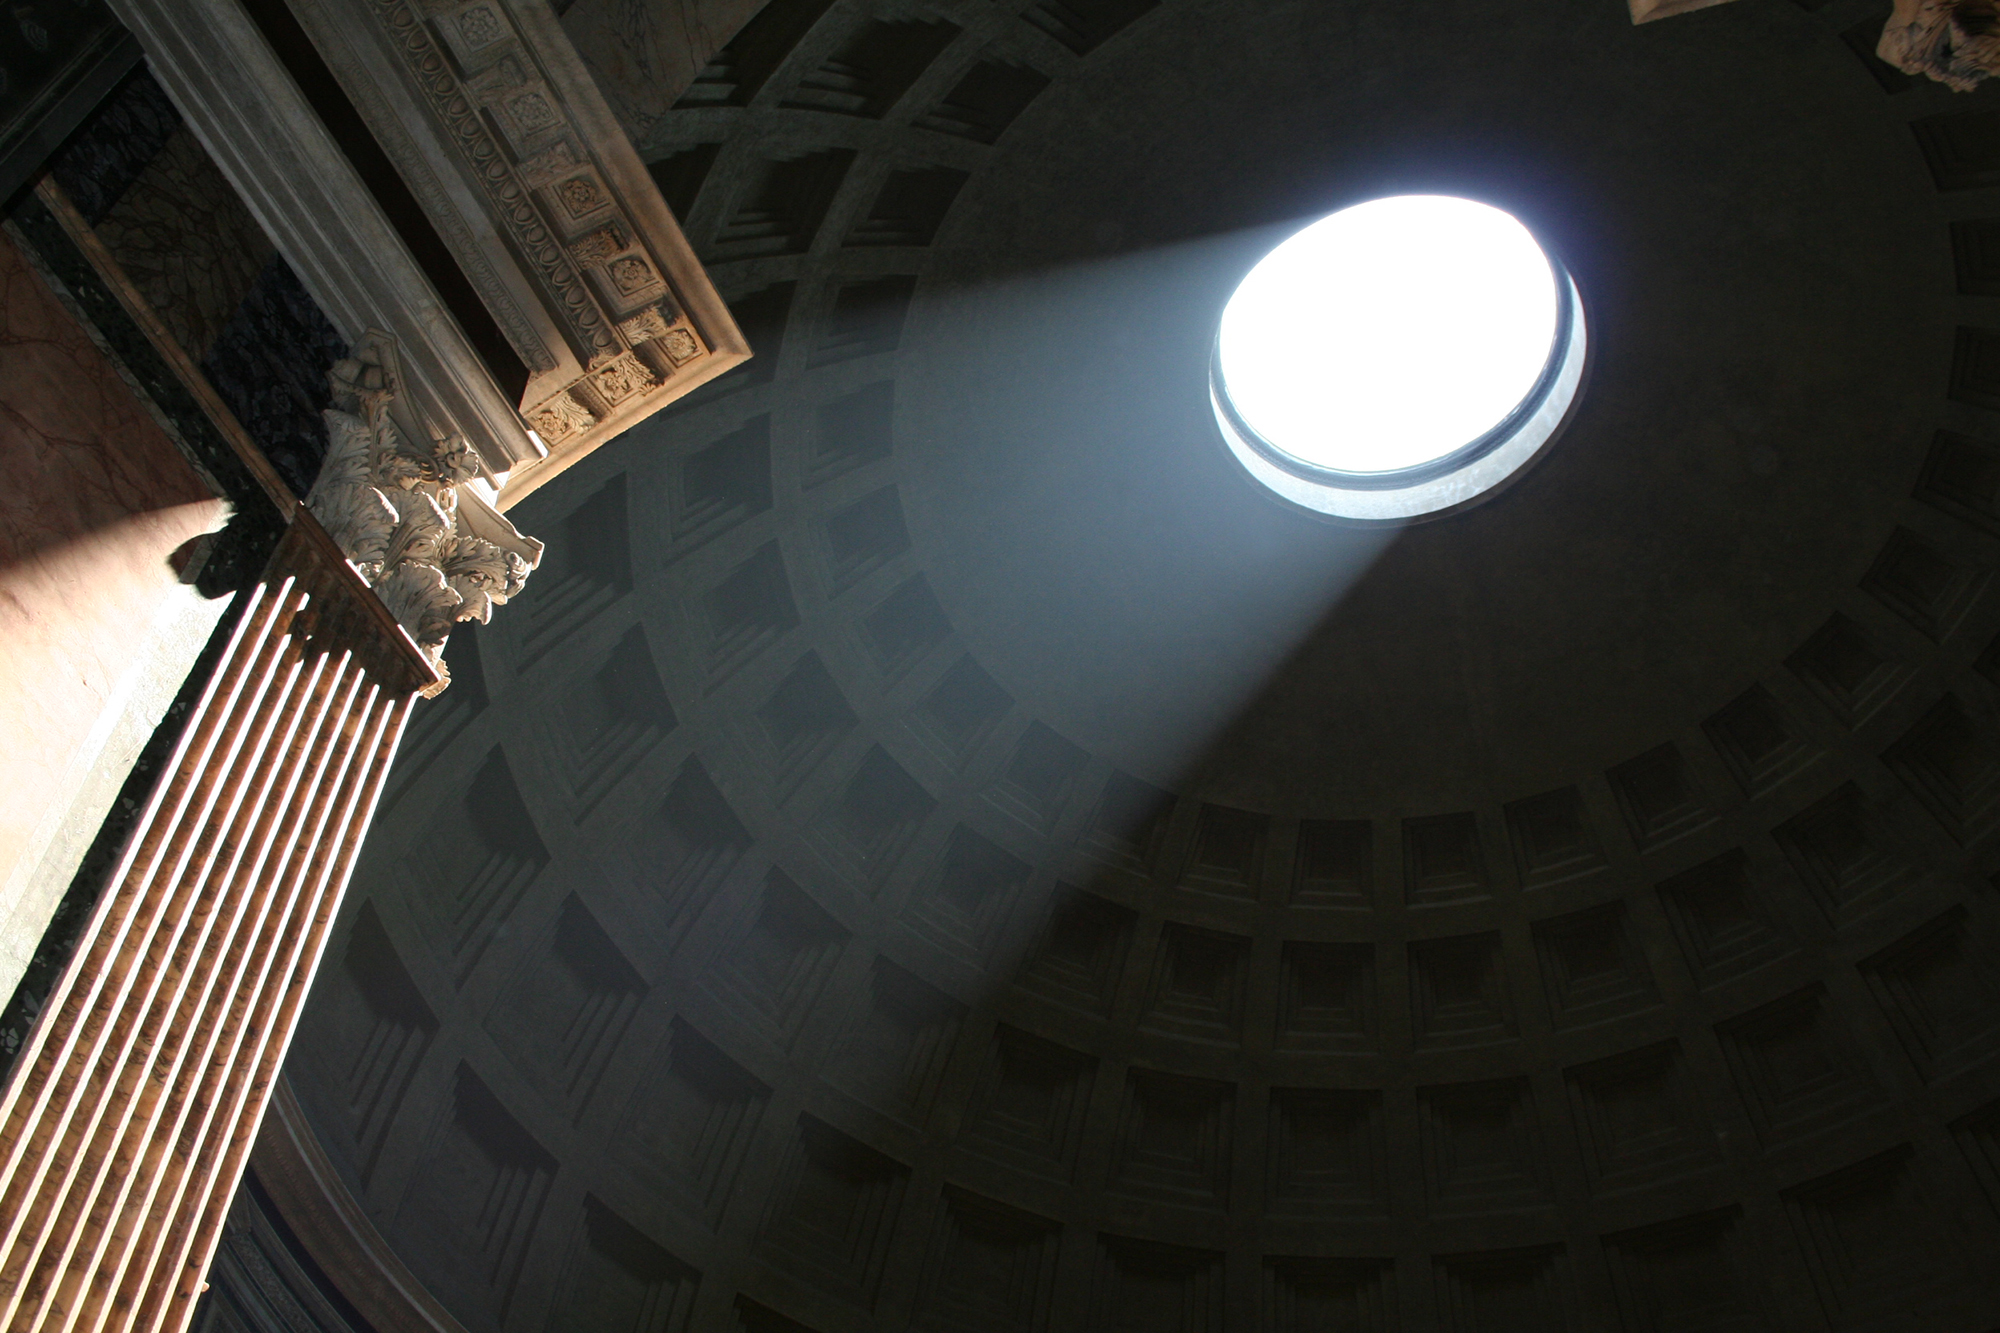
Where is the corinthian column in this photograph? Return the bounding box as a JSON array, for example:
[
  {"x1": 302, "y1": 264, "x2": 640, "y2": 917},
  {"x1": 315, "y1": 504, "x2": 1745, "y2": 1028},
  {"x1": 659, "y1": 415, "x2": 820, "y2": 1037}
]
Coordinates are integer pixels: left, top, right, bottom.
[{"x1": 0, "y1": 513, "x2": 437, "y2": 1332}]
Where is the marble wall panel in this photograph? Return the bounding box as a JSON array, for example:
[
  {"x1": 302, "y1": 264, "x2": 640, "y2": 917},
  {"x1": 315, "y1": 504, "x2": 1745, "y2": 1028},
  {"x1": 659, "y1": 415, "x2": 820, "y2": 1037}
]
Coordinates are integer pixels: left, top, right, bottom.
[
  {"x1": 47, "y1": 68, "x2": 182, "y2": 227},
  {"x1": 49, "y1": 69, "x2": 345, "y2": 497},
  {"x1": 91, "y1": 125, "x2": 274, "y2": 363},
  {"x1": 0, "y1": 229, "x2": 228, "y2": 1002}
]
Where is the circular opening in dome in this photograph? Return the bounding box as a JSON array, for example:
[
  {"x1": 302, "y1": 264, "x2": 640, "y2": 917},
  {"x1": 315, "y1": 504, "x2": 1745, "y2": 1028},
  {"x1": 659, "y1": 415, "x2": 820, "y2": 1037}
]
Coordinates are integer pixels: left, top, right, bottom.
[{"x1": 1212, "y1": 194, "x2": 1587, "y2": 523}]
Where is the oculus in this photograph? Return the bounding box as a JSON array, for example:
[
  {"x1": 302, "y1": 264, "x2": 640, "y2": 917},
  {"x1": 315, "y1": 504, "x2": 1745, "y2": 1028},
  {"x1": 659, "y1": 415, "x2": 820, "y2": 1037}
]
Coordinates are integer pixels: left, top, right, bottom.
[{"x1": 1213, "y1": 194, "x2": 1586, "y2": 523}]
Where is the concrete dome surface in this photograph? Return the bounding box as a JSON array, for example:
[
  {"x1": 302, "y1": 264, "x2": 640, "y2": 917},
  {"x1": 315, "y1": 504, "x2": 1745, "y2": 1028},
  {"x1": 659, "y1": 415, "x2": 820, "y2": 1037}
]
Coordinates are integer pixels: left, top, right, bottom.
[{"x1": 284, "y1": 0, "x2": 2000, "y2": 1328}]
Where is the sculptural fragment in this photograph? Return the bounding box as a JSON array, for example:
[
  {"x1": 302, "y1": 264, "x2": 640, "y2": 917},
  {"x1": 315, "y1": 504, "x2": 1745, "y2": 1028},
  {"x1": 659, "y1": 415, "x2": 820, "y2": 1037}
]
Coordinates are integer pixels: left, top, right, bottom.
[
  {"x1": 1880, "y1": 0, "x2": 2000, "y2": 90},
  {"x1": 306, "y1": 332, "x2": 542, "y2": 676}
]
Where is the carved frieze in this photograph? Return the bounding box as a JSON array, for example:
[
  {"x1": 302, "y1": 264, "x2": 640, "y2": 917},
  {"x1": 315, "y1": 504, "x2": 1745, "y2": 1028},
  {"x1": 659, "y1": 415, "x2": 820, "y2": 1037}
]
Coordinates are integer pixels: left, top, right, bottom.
[
  {"x1": 526, "y1": 388, "x2": 596, "y2": 443},
  {"x1": 380, "y1": 0, "x2": 737, "y2": 474},
  {"x1": 270, "y1": 0, "x2": 748, "y2": 504}
]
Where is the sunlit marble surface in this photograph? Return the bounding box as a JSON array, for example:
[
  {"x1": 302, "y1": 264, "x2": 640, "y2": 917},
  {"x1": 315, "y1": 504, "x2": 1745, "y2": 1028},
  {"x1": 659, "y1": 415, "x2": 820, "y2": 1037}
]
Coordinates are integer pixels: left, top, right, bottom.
[{"x1": 0, "y1": 229, "x2": 229, "y2": 998}]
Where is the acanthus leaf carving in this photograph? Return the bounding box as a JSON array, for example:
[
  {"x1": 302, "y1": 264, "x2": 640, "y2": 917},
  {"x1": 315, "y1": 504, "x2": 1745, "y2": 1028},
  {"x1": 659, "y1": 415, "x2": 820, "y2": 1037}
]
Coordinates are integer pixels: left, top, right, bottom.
[
  {"x1": 305, "y1": 330, "x2": 542, "y2": 677},
  {"x1": 380, "y1": 485, "x2": 454, "y2": 571},
  {"x1": 310, "y1": 407, "x2": 400, "y2": 577},
  {"x1": 571, "y1": 222, "x2": 628, "y2": 266},
  {"x1": 372, "y1": 560, "x2": 462, "y2": 652},
  {"x1": 615, "y1": 304, "x2": 671, "y2": 344},
  {"x1": 588, "y1": 349, "x2": 659, "y2": 405}
]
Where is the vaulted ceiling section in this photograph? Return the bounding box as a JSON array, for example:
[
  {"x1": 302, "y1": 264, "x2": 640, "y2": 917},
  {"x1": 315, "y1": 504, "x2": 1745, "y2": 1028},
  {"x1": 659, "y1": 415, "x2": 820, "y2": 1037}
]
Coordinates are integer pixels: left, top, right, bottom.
[{"x1": 286, "y1": 0, "x2": 2000, "y2": 1328}]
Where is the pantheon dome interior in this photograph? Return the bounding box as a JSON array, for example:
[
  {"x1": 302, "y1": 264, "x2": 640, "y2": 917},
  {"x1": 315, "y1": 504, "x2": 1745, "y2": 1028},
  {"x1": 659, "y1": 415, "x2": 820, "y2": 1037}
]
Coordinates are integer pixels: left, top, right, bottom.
[{"x1": 8, "y1": 0, "x2": 2000, "y2": 1328}]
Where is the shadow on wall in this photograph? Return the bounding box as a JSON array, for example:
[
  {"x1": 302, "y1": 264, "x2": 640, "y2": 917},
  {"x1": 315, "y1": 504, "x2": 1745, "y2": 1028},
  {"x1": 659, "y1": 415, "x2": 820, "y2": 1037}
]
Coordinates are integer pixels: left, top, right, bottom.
[{"x1": 0, "y1": 227, "x2": 231, "y2": 1005}]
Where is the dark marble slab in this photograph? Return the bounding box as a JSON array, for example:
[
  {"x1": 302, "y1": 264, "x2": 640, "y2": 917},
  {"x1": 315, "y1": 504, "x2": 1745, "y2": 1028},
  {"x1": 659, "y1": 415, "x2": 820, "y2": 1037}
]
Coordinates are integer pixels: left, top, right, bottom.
[
  {"x1": 97, "y1": 126, "x2": 275, "y2": 363},
  {"x1": 201, "y1": 254, "x2": 348, "y2": 498}
]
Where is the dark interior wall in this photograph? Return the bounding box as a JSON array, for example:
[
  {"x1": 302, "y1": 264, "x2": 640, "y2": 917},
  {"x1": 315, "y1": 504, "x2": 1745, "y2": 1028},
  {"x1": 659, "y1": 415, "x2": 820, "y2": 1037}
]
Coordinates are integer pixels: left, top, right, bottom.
[
  {"x1": 0, "y1": 0, "x2": 135, "y2": 207},
  {"x1": 561, "y1": 0, "x2": 790, "y2": 149},
  {"x1": 287, "y1": 0, "x2": 2000, "y2": 1329},
  {"x1": 196, "y1": 1173, "x2": 377, "y2": 1333},
  {"x1": 45, "y1": 68, "x2": 348, "y2": 496}
]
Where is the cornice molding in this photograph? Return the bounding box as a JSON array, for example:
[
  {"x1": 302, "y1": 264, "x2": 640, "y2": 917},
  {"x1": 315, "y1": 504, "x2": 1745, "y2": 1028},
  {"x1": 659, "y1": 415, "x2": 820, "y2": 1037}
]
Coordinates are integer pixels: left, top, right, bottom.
[{"x1": 105, "y1": 0, "x2": 749, "y2": 513}]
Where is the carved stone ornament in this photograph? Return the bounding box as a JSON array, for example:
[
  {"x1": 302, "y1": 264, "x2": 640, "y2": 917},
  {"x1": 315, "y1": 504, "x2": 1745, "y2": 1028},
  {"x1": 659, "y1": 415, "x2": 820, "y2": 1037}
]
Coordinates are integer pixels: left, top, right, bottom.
[
  {"x1": 306, "y1": 331, "x2": 544, "y2": 676},
  {"x1": 1880, "y1": 0, "x2": 2000, "y2": 89},
  {"x1": 607, "y1": 254, "x2": 658, "y2": 295},
  {"x1": 571, "y1": 222, "x2": 627, "y2": 266},
  {"x1": 527, "y1": 389, "x2": 596, "y2": 443},
  {"x1": 451, "y1": 2, "x2": 505, "y2": 49},
  {"x1": 660, "y1": 327, "x2": 701, "y2": 364},
  {"x1": 588, "y1": 350, "x2": 659, "y2": 404},
  {"x1": 615, "y1": 304, "x2": 672, "y2": 344}
]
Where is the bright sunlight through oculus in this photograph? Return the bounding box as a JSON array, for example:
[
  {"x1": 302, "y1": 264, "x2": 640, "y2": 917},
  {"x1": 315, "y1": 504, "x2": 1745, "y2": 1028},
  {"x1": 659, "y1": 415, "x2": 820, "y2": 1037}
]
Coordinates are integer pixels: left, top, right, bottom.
[{"x1": 1218, "y1": 195, "x2": 1561, "y2": 476}]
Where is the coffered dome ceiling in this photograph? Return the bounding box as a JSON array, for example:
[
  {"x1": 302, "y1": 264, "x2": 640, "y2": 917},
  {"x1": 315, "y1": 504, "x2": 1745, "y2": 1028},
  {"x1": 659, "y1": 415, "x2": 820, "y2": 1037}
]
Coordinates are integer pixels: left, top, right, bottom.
[{"x1": 285, "y1": 0, "x2": 2000, "y2": 1328}]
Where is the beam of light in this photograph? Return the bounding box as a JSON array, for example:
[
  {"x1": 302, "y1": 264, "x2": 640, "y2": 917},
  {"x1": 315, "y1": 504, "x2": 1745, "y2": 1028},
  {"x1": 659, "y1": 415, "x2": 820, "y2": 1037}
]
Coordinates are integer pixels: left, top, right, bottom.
[
  {"x1": 1217, "y1": 195, "x2": 1559, "y2": 474},
  {"x1": 892, "y1": 228, "x2": 1408, "y2": 785}
]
